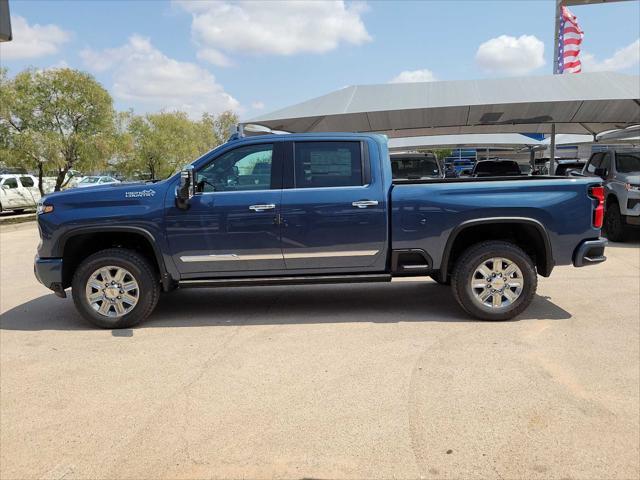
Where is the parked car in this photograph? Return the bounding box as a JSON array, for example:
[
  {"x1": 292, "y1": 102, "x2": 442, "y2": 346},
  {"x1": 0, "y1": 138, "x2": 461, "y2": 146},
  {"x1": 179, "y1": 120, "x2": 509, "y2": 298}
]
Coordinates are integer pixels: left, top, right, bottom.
[
  {"x1": 0, "y1": 174, "x2": 41, "y2": 213},
  {"x1": 571, "y1": 149, "x2": 640, "y2": 241},
  {"x1": 471, "y1": 159, "x2": 521, "y2": 177},
  {"x1": 390, "y1": 152, "x2": 442, "y2": 180},
  {"x1": 546, "y1": 159, "x2": 587, "y2": 176},
  {"x1": 75, "y1": 176, "x2": 120, "y2": 188},
  {"x1": 35, "y1": 132, "x2": 606, "y2": 328}
]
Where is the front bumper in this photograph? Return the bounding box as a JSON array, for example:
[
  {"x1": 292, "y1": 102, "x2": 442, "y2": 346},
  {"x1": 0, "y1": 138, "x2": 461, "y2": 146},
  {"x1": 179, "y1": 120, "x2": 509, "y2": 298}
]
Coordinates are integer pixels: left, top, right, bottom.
[
  {"x1": 625, "y1": 215, "x2": 640, "y2": 226},
  {"x1": 573, "y1": 238, "x2": 607, "y2": 267},
  {"x1": 34, "y1": 256, "x2": 66, "y2": 297}
]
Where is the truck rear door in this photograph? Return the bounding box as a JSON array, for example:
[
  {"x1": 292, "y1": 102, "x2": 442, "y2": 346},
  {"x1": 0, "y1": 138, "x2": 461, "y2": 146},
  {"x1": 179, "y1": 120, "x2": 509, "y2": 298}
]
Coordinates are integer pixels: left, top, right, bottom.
[{"x1": 280, "y1": 139, "x2": 388, "y2": 272}]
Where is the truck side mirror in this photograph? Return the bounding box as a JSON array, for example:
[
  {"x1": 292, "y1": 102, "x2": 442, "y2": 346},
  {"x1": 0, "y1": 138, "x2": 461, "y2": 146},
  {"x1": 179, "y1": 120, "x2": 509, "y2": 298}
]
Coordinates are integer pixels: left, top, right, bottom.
[{"x1": 176, "y1": 166, "x2": 195, "y2": 210}]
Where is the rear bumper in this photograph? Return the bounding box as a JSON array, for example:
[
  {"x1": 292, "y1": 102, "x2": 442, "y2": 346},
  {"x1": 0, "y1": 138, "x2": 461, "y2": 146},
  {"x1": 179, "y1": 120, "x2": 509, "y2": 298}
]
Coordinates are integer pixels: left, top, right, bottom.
[
  {"x1": 34, "y1": 256, "x2": 66, "y2": 297},
  {"x1": 573, "y1": 238, "x2": 607, "y2": 267}
]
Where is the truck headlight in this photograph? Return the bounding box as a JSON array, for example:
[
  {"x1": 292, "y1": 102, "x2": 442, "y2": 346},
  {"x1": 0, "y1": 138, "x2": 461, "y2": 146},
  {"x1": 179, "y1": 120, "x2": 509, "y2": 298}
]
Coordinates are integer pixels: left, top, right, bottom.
[{"x1": 36, "y1": 202, "x2": 54, "y2": 214}]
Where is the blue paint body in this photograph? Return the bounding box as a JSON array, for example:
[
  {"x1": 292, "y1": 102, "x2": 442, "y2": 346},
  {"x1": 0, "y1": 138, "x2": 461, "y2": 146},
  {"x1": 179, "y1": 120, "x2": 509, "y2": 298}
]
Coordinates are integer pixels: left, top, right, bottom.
[{"x1": 34, "y1": 133, "x2": 604, "y2": 291}]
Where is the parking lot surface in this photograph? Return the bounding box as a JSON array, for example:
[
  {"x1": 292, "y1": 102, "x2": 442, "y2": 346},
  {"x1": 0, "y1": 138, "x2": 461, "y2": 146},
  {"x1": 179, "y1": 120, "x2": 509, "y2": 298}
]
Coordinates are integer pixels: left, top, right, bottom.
[{"x1": 1, "y1": 223, "x2": 639, "y2": 479}]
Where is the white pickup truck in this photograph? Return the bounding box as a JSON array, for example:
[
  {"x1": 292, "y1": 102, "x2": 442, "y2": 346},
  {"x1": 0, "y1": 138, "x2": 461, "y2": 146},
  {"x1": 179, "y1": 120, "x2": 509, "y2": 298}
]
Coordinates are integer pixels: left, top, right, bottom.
[{"x1": 0, "y1": 174, "x2": 41, "y2": 213}]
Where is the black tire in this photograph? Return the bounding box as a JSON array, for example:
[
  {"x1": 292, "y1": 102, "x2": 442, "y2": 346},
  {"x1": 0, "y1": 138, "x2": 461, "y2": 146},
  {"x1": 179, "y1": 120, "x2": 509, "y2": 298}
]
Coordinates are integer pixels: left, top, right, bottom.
[
  {"x1": 451, "y1": 241, "x2": 537, "y2": 321},
  {"x1": 71, "y1": 248, "x2": 160, "y2": 329},
  {"x1": 604, "y1": 202, "x2": 625, "y2": 242},
  {"x1": 429, "y1": 274, "x2": 450, "y2": 285}
]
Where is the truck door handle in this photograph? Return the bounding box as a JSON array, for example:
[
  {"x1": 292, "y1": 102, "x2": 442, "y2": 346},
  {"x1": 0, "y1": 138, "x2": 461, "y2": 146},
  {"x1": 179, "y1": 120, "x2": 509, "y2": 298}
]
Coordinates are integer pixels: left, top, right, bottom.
[
  {"x1": 249, "y1": 204, "x2": 276, "y2": 212},
  {"x1": 352, "y1": 200, "x2": 379, "y2": 209}
]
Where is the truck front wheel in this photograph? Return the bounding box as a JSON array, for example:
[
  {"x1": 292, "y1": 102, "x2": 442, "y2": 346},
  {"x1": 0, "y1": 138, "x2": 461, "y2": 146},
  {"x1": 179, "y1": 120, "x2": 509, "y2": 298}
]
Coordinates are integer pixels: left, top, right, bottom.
[
  {"x1": 604, "y1": 202, "x2": 625, "y2": 242},
  {"x1": 71, "y1": 248, "x2": 160, "y2": 329},
  {"x1": 451, "y1": 241, "x2": 537, "y2": 321}
]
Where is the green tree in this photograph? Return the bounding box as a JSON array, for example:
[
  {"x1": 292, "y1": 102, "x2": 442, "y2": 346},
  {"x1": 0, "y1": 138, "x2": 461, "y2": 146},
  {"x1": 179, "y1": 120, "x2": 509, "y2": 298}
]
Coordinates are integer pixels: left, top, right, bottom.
[
  {"x1": 124, "y1": 111, "x2": 238, "y2": 180},
  {"x1": 0, "y1": 68, "x2": 116, "y2": 193},
  {"x1": 431, "y1": 149, "x2": 453, "y2": 161}
]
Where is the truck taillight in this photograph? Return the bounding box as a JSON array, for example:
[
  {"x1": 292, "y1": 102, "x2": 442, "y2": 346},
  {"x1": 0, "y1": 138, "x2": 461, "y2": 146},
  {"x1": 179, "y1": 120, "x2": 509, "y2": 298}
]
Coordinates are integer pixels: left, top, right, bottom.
[{"x1": 589, "y1": 186, "x2": 604, "y2": 229}]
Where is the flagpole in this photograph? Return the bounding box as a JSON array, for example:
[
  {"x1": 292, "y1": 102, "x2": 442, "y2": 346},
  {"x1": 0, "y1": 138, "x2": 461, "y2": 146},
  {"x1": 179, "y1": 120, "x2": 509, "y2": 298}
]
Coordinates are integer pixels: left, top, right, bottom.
[
  {"x1": 553, "y1": 0, "x2": 562, "y2": 75},
  {"x1": 550, "y1": 0, "x2": 563, "y2": 175}
]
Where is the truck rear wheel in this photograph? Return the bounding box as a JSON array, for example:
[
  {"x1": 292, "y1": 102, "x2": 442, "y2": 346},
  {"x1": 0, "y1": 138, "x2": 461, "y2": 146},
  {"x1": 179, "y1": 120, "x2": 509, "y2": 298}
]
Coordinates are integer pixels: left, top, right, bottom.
[
  {"x1": 451, "y1": 241, "x2": 537, "y2": 321},
  {"x1": 71, "y1": 248, "x2": 160, "y2": 329}
]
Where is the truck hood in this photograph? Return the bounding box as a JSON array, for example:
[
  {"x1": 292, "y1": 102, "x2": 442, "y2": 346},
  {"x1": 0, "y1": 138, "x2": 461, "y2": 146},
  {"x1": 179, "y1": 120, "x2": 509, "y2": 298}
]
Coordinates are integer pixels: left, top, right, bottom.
[
  {"x1": 620, "y1": 174, "x2": 640, "y2": 184},
  {"x1": 41, "y1": 179, "x2": 172, "y2": 208}
]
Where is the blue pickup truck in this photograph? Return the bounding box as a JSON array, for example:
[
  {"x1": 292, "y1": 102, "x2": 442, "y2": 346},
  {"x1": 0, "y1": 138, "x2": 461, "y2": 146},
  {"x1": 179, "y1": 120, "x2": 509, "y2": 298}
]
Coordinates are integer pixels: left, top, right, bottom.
[{"x1": 35, "y1": 132, "x2": 607, "y2": 328}]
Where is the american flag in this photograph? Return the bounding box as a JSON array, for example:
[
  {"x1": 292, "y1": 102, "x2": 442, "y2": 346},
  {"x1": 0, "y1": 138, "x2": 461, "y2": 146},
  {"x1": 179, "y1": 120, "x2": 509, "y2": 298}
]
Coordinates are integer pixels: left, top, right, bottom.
[{"x1": 557, "y1": 5, "x2": 584, "y2": 74}]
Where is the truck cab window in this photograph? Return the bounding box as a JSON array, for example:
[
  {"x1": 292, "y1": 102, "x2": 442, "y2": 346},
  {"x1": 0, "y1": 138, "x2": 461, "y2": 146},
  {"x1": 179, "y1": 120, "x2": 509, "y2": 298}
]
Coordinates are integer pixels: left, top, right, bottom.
[
  {"x1": 19, "y1": 176, "x2": 34, "y2": 187},
  {"x1": 294, "y1": 141, "x2": 362, "y2": 188},
  {"x1": 586, "y1": 153, "x2": 604, "y2": 174},
  {"x1": 2, "y1": 177, "x2": 18, "y2": 188},
  {"x1": 196, "y1": 143, "x2": 273, "y2": 193}
]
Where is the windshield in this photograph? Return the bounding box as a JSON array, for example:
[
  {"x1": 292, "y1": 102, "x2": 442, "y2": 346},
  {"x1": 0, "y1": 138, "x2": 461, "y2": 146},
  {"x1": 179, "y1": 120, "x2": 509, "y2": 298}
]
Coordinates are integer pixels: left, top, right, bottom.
[
  {"x1": 616, "y1": 153, "x2": 640, "y2": 173},
  {"x1": 391, "y1": 156, "x2": 440, "y2": 179},
  {"x1": 80, "y1": 177, "x2": 99, "y2": 184}
]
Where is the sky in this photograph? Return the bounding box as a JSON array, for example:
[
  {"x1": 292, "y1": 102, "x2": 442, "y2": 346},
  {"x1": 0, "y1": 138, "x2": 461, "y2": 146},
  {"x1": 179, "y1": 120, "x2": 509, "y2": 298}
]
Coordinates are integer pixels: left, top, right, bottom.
[{"x1": 1, "y1": 0, "x2": 639, "y2": 121}]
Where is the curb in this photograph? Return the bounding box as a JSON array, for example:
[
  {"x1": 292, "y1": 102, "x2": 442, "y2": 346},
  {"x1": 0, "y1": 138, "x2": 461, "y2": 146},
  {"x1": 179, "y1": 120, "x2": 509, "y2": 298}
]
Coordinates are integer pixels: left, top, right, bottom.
[{"x1": 0, "y1": 215, "x2": 37, "y2": 228}]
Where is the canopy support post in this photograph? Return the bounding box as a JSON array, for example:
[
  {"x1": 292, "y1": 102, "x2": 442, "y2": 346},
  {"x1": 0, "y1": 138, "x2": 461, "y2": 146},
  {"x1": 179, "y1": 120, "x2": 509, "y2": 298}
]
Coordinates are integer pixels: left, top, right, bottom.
[
  {"x1": 529, "y1": 147, "x2": 535, "y2": 173},
  {"x1": 549, "y1": 123, "x2": 557, "y2": 175}
]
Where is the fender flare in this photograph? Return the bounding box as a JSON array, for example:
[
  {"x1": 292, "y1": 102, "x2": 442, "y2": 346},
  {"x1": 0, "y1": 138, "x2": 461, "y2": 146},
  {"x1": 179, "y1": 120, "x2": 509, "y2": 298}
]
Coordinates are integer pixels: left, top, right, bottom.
[
  {"x1": 56, "y1": 225, "x2": 172, "y2": 289},
  {"x1": 439, "y1": 217, "x2": 554, "y2": 280}
]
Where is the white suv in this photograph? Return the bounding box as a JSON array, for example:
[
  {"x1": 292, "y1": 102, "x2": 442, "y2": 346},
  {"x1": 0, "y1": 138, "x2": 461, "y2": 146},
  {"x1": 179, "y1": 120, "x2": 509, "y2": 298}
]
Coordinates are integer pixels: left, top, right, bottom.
[{"x1": 0, "y1": 174, "x2": 41, "y2": 213}]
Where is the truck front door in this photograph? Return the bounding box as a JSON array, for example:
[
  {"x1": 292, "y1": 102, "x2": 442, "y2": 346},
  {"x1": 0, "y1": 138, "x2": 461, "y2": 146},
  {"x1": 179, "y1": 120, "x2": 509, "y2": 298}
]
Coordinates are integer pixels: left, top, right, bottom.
[
  {"x1": 166, "y1": 141, "x2": 285, "y2": 276},
  {"x1": 280, "y1": 140, "x2": 388, "y2": 272}
]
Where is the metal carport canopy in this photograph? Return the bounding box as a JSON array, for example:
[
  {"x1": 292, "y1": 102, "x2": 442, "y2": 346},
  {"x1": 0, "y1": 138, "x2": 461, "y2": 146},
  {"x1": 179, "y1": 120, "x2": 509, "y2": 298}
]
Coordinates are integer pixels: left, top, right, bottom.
[
  {"x1": 246, "y1": 72, "x2": 640, "y2": 137},
  {"x1": 388, "y1": 133, "x2": 543, "y2": 151}
]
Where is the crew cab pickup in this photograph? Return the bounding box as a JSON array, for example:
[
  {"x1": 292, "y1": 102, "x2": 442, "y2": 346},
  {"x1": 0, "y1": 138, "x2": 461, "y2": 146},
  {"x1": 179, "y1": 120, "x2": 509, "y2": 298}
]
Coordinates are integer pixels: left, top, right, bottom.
[{"x1": 35, "y1": 132, "x2": 607, "y2": 328}]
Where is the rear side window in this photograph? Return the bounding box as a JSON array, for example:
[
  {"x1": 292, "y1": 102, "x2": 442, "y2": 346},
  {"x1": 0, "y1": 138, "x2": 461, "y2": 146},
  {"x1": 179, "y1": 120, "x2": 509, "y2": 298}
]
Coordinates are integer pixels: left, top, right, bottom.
[
  {"x1": 586, "y1": 153, "x2": 604, "y2": 173},
  {"x1": 616, "y1": 153, "x2": 640, "y2": 173},
  {"x1": 19, "y1": 176, "x2": 34, "y2": 187},
  {"x1": 2, "y1": 177, "x2": 18, "y2": 188},
  {"x1": 294, "y1": 141, "x2": 363, "y2": 188}
]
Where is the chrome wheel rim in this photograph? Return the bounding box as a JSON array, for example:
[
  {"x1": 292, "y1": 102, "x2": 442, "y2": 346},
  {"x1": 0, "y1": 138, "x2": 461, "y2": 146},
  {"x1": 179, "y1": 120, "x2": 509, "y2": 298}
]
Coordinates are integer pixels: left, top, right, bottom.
[
  {"x1": 470, "y1": 257, "x2": 523, "y2": 309},
  {"x1": 85, "y1": 266, "x2": 139, "y2": 318}
]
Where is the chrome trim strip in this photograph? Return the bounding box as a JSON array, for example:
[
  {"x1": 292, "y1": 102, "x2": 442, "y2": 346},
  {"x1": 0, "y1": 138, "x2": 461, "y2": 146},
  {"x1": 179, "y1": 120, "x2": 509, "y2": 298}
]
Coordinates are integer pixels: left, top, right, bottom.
[
  {"x1": 284, "y1": 250, "x2": 379, "y2": 259},
  {"x1": 180, "y1": 253, "x2": 283, "y2": 262},
  {"x1": 180, "y1": 250, "x2": 379, "y2": 263}
]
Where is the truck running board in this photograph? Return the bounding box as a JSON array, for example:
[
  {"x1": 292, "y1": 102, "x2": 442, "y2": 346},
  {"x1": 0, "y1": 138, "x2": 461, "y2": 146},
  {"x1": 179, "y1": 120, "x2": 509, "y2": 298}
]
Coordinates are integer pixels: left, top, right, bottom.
[{"x1": 178, "y1": 274, "x2": 392, "y2": 288}]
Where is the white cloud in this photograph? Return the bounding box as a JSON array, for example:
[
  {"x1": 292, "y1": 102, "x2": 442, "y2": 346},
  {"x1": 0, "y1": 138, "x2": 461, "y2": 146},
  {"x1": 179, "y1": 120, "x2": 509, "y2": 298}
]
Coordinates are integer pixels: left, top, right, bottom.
[
  {"x1": 197, "y1": 48, "x2": 233, "y2": 67},
  {"x1": 80, "y1": 35, "x2": 239, "y2": 118},
  {"x1": 475, "y1": 34, "x2": 545, "y2": 75},
  {"x1": 177, "y1": 0, "x2": 371, "y2": 66},
  {"x1": 582, "y1": 39, "x2": 640, "y2": 72},
  {"x1": 0, "y1": 15, "x2": 71, "y2": 60},
  {"x1": 389, "y1": 69, "x2": 437, "y2": 83}
]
